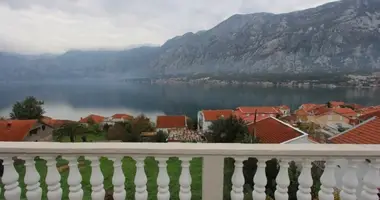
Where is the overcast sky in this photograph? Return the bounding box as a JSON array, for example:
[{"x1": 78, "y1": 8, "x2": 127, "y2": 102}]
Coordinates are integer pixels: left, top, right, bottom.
[{"x1": 0, "y1": 0, "x2": 335, "y2": 54}]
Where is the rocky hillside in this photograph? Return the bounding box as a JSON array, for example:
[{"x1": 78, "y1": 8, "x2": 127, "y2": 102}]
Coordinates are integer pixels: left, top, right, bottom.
[
  {"x1": 152, "y1": 0, "x2": 380, "y2": 75},
  {"x1": 1, "y1": 0, "x2": 380, "y2": 81}
]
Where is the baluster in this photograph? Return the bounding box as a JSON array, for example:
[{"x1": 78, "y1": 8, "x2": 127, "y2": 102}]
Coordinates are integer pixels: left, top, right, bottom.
[
  {"x1": 252, "y1": 158, "x2": 268, "y2": 200},
  {"x1": 360, "y1": 159, "x2": 380, "y2": 200},
  {"x1": 21, "y1": 156, "x2": 42, "y2": 200},
  {"x1": 41, "y1": 156, "x2": 62, "y2": 200},
  {"x1": 275, "y1": 159, "x2": 290, "y2": 200},
  {"x1": 110, "y1": 156, "x2": 126, "y2": 200},
  {"x1": 318, "y1": 159, "x2": 337, "y2": 200},
  {"x1": 156, "y1": 157, "x2": 170, "y2": 200},
  {"x1": 340, "y1": 159, "x2": 360, "y2": 200},
  {"x1": 1, "y1": 157, "x2": 21, "y2": 200},
  {"x1": 297, "y1": 159, "x2": 313, "y2": 200},
  {"x1": 134, "y1": 156, "x2": 148, "y2": 200},
  {"x1": 179, "y1": 157, "x2": 192, "y2": 200},
  {"x1": 231, "y1": 157, "x2": 245, "y2": 200},
  {"x1": 87, "y1": 156, "x2": 105, "y2": 200},
  {"x1": 64, "y1": 156, "x2": 83, "y2": 200}
]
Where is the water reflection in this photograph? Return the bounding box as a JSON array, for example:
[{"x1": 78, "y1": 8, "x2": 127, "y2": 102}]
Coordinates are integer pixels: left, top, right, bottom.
[{"x1": 0, "y1": 82, "x2": 379, "y2": 120}]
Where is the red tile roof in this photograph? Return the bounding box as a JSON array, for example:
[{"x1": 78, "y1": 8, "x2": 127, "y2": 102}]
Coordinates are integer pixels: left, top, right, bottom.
[
  {"x1": 329, "y1": 101, "x2": 345, "y2": 107},
  {"x1": 202, "y1": 110, "x2": 234, "y2": 121},
  {"x1": 312, "y1": 106, "x2": 331, "y2": 116},
  {"x1": 295, "y1": 109, "x2": 308, "y2": 116},
  {"x1": 247, "y1": 117, "x2": 305, "y2": 144},
  {"x1": 333, "y1": 108, "x2": 357, "y2": 118},
  {"x1": 237, "y1": 106, "x2": 281, "y2": 114},
  {"x1": 329, "y1": 117, "x2": 380, "y2": 144},
  {"x1": 0, "y1": 120, "x2": 37, "y2": 141},
  {"x1": 359, "y1": 110, "x2": 380, "y2": 121},
  {"x1": 357, "y1": 106, "x2": 380, "y2": 115},
  {"x1": 42, "y1": 118, "x2": 74, "y2": 128},
  {"x1": 156, "y1": 115, "x2": 187, "y2": 129},
  {"x1": 112, "y1": 114, "x2": 133, "y2": 120},
  {"x1": 300, "y1": 104, "x2": 325, "y2": 112},
  {"x1": 79, "y1": 114, "x2": 105, "y2": 124}
]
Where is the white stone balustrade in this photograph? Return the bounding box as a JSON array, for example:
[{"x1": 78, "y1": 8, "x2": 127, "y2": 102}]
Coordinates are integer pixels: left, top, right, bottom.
[{"x1": 0, "y1": 142, "x2": 379, "y2": 200}]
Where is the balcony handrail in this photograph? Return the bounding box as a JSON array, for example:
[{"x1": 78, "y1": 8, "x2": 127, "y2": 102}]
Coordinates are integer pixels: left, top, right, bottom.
[{"x1": 0, "y1": 142, "x2": 379, "y2": 158}]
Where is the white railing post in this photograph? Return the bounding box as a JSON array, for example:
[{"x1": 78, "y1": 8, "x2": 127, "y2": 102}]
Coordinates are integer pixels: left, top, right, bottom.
[
  {"x1": 156, "y1": 157, "x2": 170, "y2": 200},
  {"x1": 202, "y1": 156, "x2": 224, "y2": 200},
  {"x1": 360, "y1": 159, "x2": 380, "y2": 200},
  {"x1": 64, "y1": 156, "x2": 83, "y2": 200},
  {"x1": 1, "y1": 157, "x2": 21, "y2": 200},
  {"x1": 134, "y1": 156, "x2": 148, "y2": 200},
  {"x1": 319, "y1": 159, "x2": 336, "y2": 200},
  {"x1": 179, "y1": 157, "x2": 192, "y2": 200},
  {"x1": 41, "y1": 156, "x2": 62, "y2": 200},
  {"x1": 110, "y1": 156, "x2": 126, "y2": 200},
  {"x1": 275, "y1": 159, "x2": 290, "y2": 200},
  {"x1": 87, "y1": 156, "x2": 105, "y2": 200},
  {"x1": 340, "y1": 159, "x2": 360, "y2": 200},
  {"x1": 231, "y1": 157, "x2": 246, "y2": 200},
  {"x1": 252, "y1": 158, "x2": 268, "y2": 200},
  {"x1": 297, "y1": 159, "x2": 313, "y2": 200},
  {"x1": 21, "y1": 156, "x2": 42, "y2": 200}
]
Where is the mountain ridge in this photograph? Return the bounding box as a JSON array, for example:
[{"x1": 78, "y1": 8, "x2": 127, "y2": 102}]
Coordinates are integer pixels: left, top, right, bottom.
[{"x1": 1, "y1": 0, "x2": 380, "y2": 81}]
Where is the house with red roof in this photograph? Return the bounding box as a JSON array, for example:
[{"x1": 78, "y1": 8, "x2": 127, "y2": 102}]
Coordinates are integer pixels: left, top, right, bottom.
[
  {"x1": 197, "y1": 110, "x2": 234, "y2": 132},
  {"x1": 247, "y1": 117, "x2": 312, "y2": 144},
  {"x1": 235, "y1": 105, "x2": 290, "y2": 124},
  {"x1": 0, "y1": 120, "x2": 54, "y2": 142},
  {"x1": 328, "y1": 101, "x2": 345, "y2": 108},
  {"x1": 79, "y1": 114, "x2": 105, "y2": 125},
  {"x1": 156, "y1": 115, "x2": 188, "y2": 133},
  {"x1": 329, "y1": 117, "x2": 380, "y2": 144},
  {"x1": 104, "y1": 114, "x2": 134, "y2": 125}
]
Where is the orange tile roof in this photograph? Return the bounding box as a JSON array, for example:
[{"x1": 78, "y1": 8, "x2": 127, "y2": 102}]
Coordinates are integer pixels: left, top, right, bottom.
[
  {"x1": 42, "y1": 118, "x2": 74, "y2": 128},
  {"x1": 357, "y1": 106, "x2": 380, "y2": 115},
  {"x1": 156, "y1": 115, "x2": 187, "y2": 129},
  {"x1": 247, "y1": 117, "x2": 305, "y2": 144},
  {"x1": 329, "y1": 117, "x2": 380, "y2": 144},
  {"x1": 359, "y1": 110, "x2": 380, "y2": 121},
  {"x1": 312, "y1": 106, "x2": 331, "y2": 116},
  {"x1": 301, "y1": 104, "x2": 325, "y2": 112},
  {"x1": 0, "y1": 120, "x2": 37, "y2": 141},
  {"x1": 237, "y1": 106, "x2": 281, "y2": 114},
  {"x1": 333, "y1": 108, "x2": 357, "y2": 118},
  {"x1": 202, "y1": 110, "x2": 234, "y2": 121},
  {"x1": 79, "y1": 114, "x2": 105, "y2": 124},
  {"x1": 295, "y1": 109, "x2": 308, "y2": 116},
  {"x1": 112, "y1": 114, "x2": 133, "y2": 120},
  {"x1": 329, "y1": 101, "x2": 345, "y2": 107}
]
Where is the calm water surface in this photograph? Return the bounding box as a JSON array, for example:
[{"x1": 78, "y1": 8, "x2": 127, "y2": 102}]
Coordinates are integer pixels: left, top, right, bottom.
[{"x1": 1, "y1": 82, "x2": 380, "y2": 120}]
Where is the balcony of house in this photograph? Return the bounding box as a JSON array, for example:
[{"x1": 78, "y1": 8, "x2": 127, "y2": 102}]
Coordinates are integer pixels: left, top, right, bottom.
[{"x1": 0, "y1": 142, "x2": 379, "y2": 200}]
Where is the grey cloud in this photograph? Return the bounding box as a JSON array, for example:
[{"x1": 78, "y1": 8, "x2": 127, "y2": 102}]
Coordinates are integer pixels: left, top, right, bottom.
[{"x1": 0, "y1": 0, "x2": 336, "y2": 54}]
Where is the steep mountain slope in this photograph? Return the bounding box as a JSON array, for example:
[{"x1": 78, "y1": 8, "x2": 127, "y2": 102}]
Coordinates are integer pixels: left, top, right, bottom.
[
  {"x1": 1, "y1": 0, "x2": 380, "y2": 81},
  {"x1": 151, "y1": 0, "x2": 380, "y2": 75}
]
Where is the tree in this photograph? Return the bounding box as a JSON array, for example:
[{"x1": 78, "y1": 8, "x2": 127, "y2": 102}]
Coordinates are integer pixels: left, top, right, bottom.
[
  {"x1": 155, "y1": 130, "x2": 168, "y2": 143},
  {"x1": 186, "y1": 118, "x2": 197, "y2": 130},
  {"x1": 208, "y1": 116, "x2": 249, "y2": 143},
  {"x1": 54, "y1": 122, "x2": 102, "y2": 142},
  {"x1": 107, "y1": 115, "x2": 155, "y2": 142},
  {"x1": 326, "y1": 101, "x2": 332, "y2": 108},
  {"x1": 10, "y1": 96, "x2": 45, "y2": 120}
]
